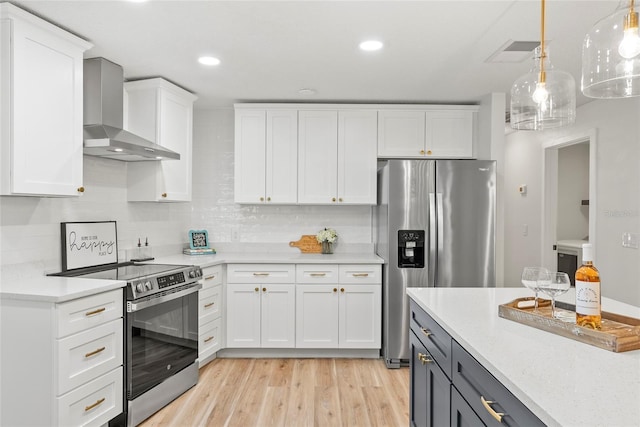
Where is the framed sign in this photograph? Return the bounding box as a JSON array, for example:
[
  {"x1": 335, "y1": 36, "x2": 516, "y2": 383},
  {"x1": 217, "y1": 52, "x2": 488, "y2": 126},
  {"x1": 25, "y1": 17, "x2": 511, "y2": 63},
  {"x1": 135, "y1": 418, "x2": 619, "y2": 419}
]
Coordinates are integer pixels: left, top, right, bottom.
[
  {"x1": 61, "y1": 221, "x2": 118, "y2": 271},
  {"x1": 189, "y1": 229, "x2": 209, "y2": 249}
]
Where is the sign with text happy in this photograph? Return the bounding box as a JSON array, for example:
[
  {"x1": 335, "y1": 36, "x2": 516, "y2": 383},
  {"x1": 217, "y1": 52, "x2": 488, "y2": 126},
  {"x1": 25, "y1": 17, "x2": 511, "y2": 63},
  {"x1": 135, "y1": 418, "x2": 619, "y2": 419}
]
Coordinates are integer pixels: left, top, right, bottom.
[{"x1": 61, "y1": 221, "x2": 118, "y2": 271}]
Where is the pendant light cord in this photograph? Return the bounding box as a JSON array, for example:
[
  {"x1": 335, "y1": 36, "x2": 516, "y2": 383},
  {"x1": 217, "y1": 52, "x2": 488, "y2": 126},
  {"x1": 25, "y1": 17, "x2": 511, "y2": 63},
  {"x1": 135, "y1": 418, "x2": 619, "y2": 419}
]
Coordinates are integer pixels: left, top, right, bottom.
[{"x1": 539, "y1": 0, "x2": 546, "y2": 84}]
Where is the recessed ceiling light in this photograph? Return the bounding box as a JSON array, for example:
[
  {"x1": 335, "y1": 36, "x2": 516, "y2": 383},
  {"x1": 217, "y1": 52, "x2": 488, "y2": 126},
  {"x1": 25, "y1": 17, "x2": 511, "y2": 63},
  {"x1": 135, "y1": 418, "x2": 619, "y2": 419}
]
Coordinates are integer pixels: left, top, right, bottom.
[
  {"x1": 359, "y1": 40, "x2": 383, "y2": 52},
  {"x1": 198, "y1": 56, "x2": 221, "y2": 66},
  {"x1": 298, "y1": 88, "x2": 316, "y2": 95}
]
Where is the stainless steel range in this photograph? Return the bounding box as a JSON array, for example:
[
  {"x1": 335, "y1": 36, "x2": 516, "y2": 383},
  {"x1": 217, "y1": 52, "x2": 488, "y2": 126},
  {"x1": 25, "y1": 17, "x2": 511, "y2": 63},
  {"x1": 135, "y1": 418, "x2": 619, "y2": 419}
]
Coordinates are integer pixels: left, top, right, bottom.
[{"x1": 67, "y1": 262, "x2": 202, "y2": 426}]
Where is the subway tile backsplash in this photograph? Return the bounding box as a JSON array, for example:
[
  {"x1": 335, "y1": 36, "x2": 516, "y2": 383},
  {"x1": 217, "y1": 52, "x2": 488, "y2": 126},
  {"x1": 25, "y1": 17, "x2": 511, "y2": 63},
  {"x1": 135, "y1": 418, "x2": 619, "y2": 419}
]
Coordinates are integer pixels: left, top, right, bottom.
[{"x1": 0, "y1": 108, "x2": 373, "y2": 277}]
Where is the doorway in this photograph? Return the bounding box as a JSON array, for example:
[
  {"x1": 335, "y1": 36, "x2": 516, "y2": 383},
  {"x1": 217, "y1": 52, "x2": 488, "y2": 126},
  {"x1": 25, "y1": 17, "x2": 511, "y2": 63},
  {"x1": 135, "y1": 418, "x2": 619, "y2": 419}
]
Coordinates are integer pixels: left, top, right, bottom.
[{"x1": 541, "y1": 130, "x2": 597, "y2": 270}]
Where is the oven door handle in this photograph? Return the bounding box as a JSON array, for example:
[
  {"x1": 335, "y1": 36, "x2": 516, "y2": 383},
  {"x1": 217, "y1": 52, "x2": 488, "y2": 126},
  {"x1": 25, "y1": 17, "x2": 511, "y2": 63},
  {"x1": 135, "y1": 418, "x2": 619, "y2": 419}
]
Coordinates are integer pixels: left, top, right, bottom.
[{"x1": 127, "y1": 283, "x2": 202, "y2": 313}]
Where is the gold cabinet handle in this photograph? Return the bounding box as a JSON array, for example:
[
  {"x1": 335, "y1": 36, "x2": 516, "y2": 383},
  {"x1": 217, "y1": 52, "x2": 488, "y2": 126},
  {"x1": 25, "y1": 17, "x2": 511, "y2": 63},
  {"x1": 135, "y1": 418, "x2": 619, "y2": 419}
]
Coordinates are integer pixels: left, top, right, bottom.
[
  {"x1": 204, "y1": 336, "x2": 214, "y2": 343},
  {"x1": 481, "y1": 396, "x2": 504, "y2": 423},
  {"x1": 204, "y1": 275, "x2": 215, "y2": 281},
  {"x1": 253, "y1": 272, "x2": 270, "y2": 277},
  {"x1": 161, "y1": 192, "x2": 167, "y2": 198},
  {"x1": 267, "y1": 197, "x2": 271, "y2": 202},
  {"x1": 426, "y1": 150, "x2": 432, "y2": 155},
  {"x1": 420, "y1": 149, "x2": 425, "y2": 155},
  {"x1": 204, "y1": 302, "x2": 215, "y2": 308},
  {"x1": 352, "y1": 273, "x2": 369, "y2": 277},
  {"x1": 262, "y1": 287, "x2": 267, "y2": 292},
  {"x1": 310, "y1": 273, "x2": 326, "y2": 277},
  {"x1": 85, "y1": 307, "x2": 106, "y2": 317},
  {"x1": 332, "y1": 197, "x2": 337, "y2": 202},
  {"x1": 420, "y1": 327, "x2": 432, "y2": 337},
  {"x1": 85, "y1": 397, "x2": 105, "y2": 412},
  {"x1": 260, "y1": 197, "x2": 264, "y2": 202},
  {"x1": 338, "y1": 198, "x2": 343, "y2": 202},
  {"x1": 255, "y1": 287, "x2": 259, "y2": 292},
  {"x1": 340, "y1": 288, "x2": 345, "y2": 293},
  {"x1": 417, "y1": 352, "x2": 433, "y2": 365},
  {"x1": 84, "y1": 346, "x2": 106, "y2": 358},
  {"x1": 77, "y1": 186, "x2": 85, "y2": 193},
  {"x1": 333, "y1": 288, "x2": 338, "y2": 292}
]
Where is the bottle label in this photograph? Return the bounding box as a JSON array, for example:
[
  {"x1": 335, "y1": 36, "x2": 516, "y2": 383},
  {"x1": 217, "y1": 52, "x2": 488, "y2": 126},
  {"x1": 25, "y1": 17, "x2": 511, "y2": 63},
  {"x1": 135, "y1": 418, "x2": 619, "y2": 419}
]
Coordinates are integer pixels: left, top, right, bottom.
[{"x1": 575, "y1": 280, "x2": 601, "y2": 315}]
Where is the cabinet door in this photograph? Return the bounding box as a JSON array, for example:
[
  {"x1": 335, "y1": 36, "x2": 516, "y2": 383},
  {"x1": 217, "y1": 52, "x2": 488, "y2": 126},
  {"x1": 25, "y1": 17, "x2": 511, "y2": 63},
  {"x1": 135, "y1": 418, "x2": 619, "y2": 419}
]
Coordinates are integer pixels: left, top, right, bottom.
[
  {"x1": 3, "y1": 17, "x2": 86, "y2": 196},
  {"x1": 377, "y1": 110, "x2": 425, "y2": 158},
  {"x1": 297, "y1": 110, "x2": 338, "y2": 204},
  {"x1": 295, "y1": 284, "x2": 339, "y2": 348},
  {"x1": 266, "y1": 110, "x2": 298, "y2": 204},
  {"x1": 157, "y1": 88, "x2": 194, "y2": 201},
  {"x1": 234, "y1": 109, "x2": 267, "y2": 203},
  {"x1": 338, "y1": 284, "x2": 381, "y2": 348},
  {"x1": 451, "y1": 386, "x2": 484, "y2": 427},
  {"x1": 337, "y1": 110, "x2": 377, "y2": 204},
  {"x1": 260, "y1": 284, "x2": 295, "y2": 348},
  {"x1": 226, "y1": 284, "x2": 261, "y2": 347},
  {"x1": 410, "y1": 331, "x2": 429, "y2": 427},
  {"x1": 425, "y1": 110, "x2": 474, "y2": 158}
]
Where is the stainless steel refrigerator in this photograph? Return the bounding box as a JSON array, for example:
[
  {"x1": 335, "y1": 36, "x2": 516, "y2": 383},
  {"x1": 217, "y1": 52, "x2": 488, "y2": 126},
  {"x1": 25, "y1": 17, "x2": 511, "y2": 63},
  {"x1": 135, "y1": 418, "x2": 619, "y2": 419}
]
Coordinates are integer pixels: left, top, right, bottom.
[{"x1": 374, "y1": 159, "x2": 496, "y2": 368}]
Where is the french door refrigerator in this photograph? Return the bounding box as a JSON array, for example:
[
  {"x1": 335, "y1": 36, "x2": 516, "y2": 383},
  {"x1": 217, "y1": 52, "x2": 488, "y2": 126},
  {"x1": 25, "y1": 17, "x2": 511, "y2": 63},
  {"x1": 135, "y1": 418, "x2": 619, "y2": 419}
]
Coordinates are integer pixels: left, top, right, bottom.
[{"x1": 374, "y1": 159, "x2": 496, "y2": 368}]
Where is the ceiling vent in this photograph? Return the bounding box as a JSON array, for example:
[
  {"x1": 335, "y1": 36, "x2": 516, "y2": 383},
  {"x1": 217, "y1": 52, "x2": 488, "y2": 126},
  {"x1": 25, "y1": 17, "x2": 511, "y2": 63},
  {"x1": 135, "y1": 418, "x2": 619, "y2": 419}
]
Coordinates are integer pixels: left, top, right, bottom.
[{"x1": 486, "y1": 40, "x2": 541, "y2": 63}]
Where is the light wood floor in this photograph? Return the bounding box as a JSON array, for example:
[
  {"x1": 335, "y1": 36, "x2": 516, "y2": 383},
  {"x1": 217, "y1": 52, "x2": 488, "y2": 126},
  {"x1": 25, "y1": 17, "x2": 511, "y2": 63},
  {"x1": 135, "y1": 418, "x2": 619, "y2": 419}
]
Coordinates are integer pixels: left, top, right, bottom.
[{"x1": 140, "y1": 358, "x2": 410, "y2": 427}]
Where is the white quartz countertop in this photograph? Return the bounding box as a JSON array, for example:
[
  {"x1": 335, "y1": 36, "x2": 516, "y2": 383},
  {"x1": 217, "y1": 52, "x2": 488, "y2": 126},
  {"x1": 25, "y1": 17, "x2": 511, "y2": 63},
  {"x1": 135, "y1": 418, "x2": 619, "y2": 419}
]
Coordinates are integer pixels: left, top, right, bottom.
[
  {"x1": 0, "y1": 275, "x2": 124, "y2": 303},
  {"x1": 407, "y1": 287, "x2": 640, "y2": 427},
  {"x1": 152, "y1": 252, "x2": 384, "y2": 268}
]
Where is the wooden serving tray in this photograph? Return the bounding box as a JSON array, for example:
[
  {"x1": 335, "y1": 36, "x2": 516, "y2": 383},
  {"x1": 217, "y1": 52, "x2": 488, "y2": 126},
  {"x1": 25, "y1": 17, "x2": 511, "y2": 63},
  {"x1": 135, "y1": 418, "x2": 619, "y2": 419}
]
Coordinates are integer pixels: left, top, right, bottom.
[
  {"x1": 498, "y1": 297, "x2": 640, "y2": 352},
  {"x1": 289, "y1": 235, "x2": 321, "y2": 253}
]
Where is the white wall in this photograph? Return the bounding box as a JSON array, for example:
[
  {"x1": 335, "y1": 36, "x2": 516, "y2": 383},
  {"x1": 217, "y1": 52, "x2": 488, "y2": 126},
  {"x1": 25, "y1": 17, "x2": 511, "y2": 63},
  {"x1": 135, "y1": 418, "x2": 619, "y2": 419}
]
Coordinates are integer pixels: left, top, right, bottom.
[
  {"x1": 557, "y1": 143, "x2": 589, "y2": 240},
  {"x1": 504, "y1": 97, "x2": 640, "y2": 306}
]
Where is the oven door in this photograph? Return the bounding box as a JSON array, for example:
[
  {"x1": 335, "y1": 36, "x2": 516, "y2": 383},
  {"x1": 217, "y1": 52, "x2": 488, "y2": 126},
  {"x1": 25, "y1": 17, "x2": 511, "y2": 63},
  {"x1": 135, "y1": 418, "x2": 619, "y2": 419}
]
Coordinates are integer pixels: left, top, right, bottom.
[{"x1": 125, "y1": 283, "x2": 201, "y2": 400}]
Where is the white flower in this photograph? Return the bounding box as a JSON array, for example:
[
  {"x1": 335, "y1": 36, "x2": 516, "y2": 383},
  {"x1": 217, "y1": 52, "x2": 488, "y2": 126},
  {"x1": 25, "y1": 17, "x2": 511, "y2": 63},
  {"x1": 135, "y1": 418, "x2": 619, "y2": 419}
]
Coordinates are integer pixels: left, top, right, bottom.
[{"x1": 316, "y1": 228, "x2": 338, "y2": 243}]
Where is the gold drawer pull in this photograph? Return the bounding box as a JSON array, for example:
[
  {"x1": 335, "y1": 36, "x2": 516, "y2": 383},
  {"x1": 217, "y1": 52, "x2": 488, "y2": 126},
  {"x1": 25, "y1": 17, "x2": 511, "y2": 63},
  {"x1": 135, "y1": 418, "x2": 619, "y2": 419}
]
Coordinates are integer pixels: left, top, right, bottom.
[
  {"x1": 85, "y1": 397, "x2": 105, "y2": 412},
  {"x1": 352, "y1": 273, "x2": 369, "y2": 277},
  {"x1": 204, "y1": 275, "x2": 216, "y2": 281},
  {"x1": 255, "y1": 287, "x2": 259, "y2": 292},
  {"x1": 310, "y1": 273, "x2": 326, "y2": 277},
  {"x1": 253, "y1": 272, "x2": 270, "y2": 277},
  {"x1": 77, "y1": 186, "x2": 85, "y2": 193},
  {"x1": 262, "y1": 287, "x2": 267, "y2": 292},
  {"x1": 204, "y1": 336, "x2": 214, "y2": 343},
  {"x1": 85, "y1": 347, "x2": 106, "y2": 358},
  {"x1": 340, "y1": 288, "x2": 345, "y2": 292},
  {"x1": 420, "y1": 327, "x2": 432, "y2": 337},
  {"x1": 417, "y1": 352, "x2": 433, "y2": 365},
  {"x1": 204, "y1": 302, "x2": 215, "y2": 308},
  {"x1": 481, "y1": 396, "x2": 504, "y2": 423},
  {"x1": 85, "y1": 307, "x2": 106, "y2": 317},
  {"x1": 333, "y1": 288, "x2": 338, "y2": 292}
]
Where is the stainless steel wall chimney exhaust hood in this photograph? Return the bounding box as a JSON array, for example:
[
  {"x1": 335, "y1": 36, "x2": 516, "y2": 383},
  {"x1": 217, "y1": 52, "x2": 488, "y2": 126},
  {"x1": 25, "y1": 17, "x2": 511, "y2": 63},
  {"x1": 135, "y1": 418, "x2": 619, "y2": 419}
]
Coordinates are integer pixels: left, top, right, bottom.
[{"x1": 83, "y1": 58, "x2": 180, "y2": 161}]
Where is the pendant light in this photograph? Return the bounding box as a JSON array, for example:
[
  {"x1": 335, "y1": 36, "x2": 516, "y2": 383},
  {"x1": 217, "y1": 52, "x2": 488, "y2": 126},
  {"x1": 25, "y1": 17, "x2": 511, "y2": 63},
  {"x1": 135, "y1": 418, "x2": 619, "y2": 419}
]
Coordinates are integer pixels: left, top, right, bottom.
[
  {"x1": 510, "y1": 0, "x2": 576, "y2": 130},
  {"x1": 582, "y1": 0, "x2": 640, "y2": 98}
]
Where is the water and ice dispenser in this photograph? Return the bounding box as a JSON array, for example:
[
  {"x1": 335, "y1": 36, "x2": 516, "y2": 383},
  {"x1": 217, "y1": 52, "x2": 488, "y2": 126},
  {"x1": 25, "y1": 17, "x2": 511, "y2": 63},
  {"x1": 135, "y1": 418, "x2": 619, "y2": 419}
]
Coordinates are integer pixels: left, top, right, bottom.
[{"x1": 397, "y1": 230, "x2": 425, "y2": 268}]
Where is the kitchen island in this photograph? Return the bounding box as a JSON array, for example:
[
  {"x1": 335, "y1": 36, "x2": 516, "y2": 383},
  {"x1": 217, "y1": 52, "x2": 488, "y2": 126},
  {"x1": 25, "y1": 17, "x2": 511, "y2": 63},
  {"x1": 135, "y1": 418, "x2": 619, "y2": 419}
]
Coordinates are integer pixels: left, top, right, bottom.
[{"x1": 407, "y1": 287, "x2": 640, "y2": 427}]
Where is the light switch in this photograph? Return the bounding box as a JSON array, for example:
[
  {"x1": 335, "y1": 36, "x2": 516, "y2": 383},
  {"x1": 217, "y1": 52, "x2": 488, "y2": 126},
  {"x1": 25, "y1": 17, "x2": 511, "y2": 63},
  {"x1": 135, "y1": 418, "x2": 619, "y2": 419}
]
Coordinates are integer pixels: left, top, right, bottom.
[
  {"x1": 622, "y1": 232, "x2": 639, "y2": 249},
  {"x1": 518, "y1": 184, "x2": 527, "y2": 195}
]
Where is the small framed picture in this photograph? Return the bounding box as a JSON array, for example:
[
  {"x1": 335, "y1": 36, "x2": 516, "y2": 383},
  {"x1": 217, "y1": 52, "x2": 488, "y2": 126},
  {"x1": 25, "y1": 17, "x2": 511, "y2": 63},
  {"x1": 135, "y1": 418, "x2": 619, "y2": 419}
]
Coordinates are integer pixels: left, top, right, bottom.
[{"x1": 189, "y1": 229, "x2": 209, "y2": 249}]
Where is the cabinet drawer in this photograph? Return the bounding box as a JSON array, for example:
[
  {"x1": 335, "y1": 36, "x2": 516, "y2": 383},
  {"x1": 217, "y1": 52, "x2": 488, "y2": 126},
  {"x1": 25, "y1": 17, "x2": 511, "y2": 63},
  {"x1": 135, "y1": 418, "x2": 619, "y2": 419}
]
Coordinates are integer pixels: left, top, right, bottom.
[
  {"x1": 199, "y1": 317, "x2": 222, "y2": 356},
  {"x1": 338, "y1": 264, "x2": 381, "y2": 283},
  {"x1": 199, "y1": 284, "x2": 222, "y2": 326},
  {"x1": 296, "y1": 264, "x2": 339, "y2": 283},
  {"x1": 201, "y1": 265, "x2": 223, "y2": 289},
  {"x1": 56, "y1": 318, "x2": 123, "y2": 395},
  {"x1": 409, "y1": 300, "x2": 452, "y2": 379},
  {"x1": 227, "y1": 264, "x2": 295, "y2": 283},
  {"x1": 452, "y1": 340, "x2": 544, "y2": 427},
  {"x1": 57, "y1": 367, "x2": 123, "y2": 427},
  {"x1": 56, "y1": 289, "x2": 123, "y2": 338}
]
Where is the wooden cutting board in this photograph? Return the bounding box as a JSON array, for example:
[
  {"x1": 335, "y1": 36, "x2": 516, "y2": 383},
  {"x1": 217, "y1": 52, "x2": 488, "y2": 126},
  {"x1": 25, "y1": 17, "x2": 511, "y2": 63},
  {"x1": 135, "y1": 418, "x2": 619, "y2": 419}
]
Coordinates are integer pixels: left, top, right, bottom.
[{"x1": 289, "y1": 235, "x2": 321, "y2": 253}]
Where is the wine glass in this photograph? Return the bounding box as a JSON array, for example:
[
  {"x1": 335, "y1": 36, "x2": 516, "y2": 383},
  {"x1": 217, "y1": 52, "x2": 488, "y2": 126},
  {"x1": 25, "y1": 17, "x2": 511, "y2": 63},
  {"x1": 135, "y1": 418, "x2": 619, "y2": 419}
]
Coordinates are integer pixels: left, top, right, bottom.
[
  {"x1": 521, "y1": 267, "x2": 548, "y2": 311},
  {"x1": 537, "y1": 272, "x2": 571, "y2": 319}
]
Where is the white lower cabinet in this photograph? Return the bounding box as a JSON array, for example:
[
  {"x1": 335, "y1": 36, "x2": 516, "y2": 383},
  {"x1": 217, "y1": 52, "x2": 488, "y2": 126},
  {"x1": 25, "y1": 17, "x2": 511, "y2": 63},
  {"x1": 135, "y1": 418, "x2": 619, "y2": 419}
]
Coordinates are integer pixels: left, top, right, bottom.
[
  {"x1": 198, "y1": 265, "x2": 224, "y2": 365},
  {"x1": 0, "y1": 288, "x2": 124, "y2": 426}
]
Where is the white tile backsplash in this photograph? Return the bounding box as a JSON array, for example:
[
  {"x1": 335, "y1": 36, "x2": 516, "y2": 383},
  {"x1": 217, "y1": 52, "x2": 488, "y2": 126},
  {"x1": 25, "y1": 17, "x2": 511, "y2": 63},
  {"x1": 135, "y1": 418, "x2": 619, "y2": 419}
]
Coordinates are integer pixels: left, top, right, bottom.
[{"x1": 1, "y1": 108, "x2": 373, "y2": 276}]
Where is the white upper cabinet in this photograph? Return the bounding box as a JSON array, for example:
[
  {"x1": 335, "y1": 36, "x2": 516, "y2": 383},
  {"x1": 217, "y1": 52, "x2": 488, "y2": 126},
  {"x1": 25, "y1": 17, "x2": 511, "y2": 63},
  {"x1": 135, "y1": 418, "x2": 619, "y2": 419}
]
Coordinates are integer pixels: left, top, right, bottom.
[
  {"x1": 0, "y1": 4, "x2": 92, "y2": 197},
  {"x1": 298, "y1": 109, "x2": 377, "y2": 205},
  {"x1": 234, "y1": 109, "x2": 297, "y2": 204},
  {"x1": 125, "y1": 78, "x2": 197, "y2": 202},
  {"x1": 378, "y1": 107, "x2": 477, "y2": 159}
]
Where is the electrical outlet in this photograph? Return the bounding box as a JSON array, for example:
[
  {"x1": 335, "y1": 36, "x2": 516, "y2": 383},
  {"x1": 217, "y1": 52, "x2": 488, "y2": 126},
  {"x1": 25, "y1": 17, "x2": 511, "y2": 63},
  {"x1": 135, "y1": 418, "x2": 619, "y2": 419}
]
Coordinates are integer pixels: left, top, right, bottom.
[
  {"x1": 622, "y1": 232, "x2": 639, "y2": 249},
  {"x1": 231, "y1": 225, "x2": 240, "y2": 242}
]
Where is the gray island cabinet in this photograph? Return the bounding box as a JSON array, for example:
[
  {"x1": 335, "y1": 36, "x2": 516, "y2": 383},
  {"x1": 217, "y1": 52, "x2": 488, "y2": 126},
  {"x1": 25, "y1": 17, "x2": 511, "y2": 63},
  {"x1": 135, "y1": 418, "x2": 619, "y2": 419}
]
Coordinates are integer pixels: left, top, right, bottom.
[{"x1": 409, "y1": 299, "x2": 544, "y2": 427}]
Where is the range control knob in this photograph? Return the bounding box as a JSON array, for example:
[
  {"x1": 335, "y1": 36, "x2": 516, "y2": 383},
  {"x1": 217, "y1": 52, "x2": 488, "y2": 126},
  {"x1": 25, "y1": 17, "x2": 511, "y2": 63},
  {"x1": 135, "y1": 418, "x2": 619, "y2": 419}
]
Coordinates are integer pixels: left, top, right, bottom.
[
  {"x1": 144, "y1": 281, "x2": 153, "y2": 290},
  {"x1": 136, "y1": 283, "x2": 145, "y2": 293},
  {"x1": 189, "y1": 270, "x2": 196, "y2": 279}
]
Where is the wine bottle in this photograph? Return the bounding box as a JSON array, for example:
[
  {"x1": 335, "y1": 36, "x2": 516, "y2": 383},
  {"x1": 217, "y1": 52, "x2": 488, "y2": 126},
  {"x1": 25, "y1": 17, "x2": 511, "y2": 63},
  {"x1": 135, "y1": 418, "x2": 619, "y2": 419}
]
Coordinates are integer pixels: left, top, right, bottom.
[{"x1": 575, "y1": 244, "x2": 601, "y2": 329}]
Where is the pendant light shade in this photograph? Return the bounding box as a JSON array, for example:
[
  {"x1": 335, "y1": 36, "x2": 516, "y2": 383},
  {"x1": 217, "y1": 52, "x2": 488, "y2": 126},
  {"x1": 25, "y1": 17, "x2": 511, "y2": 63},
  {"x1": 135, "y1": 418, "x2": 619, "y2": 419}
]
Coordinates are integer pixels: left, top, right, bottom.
[
  {"x1": 510, "y1": 0, "x2": 576, "y2": 130},
  {"x1": 582, "y1": 0, "x2": 640, "y2": 98}
]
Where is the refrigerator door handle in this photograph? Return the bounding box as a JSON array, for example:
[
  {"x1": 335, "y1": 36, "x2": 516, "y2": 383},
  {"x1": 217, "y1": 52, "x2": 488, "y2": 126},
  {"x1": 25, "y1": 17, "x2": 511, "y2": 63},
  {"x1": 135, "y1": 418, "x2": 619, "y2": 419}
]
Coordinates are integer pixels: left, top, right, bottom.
[
  {"x1": 437, "y1": 192, "x2": 444, "y2": 285},
  {"x1": 429, "y1": 192, "x2": 437, "y2": 287}
]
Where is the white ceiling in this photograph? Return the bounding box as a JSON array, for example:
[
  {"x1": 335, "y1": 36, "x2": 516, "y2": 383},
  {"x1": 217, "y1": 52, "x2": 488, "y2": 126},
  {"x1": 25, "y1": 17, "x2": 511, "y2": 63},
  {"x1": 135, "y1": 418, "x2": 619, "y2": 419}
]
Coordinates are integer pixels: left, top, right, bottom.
[{"x1": 11, "y1": 0, "x2": 621, "y2": 111}]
